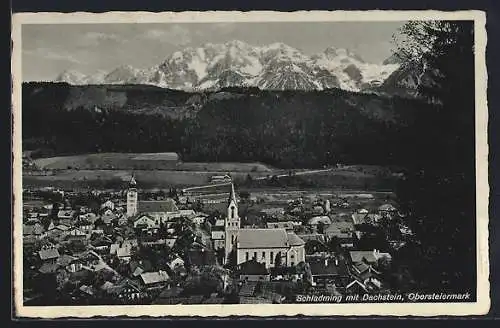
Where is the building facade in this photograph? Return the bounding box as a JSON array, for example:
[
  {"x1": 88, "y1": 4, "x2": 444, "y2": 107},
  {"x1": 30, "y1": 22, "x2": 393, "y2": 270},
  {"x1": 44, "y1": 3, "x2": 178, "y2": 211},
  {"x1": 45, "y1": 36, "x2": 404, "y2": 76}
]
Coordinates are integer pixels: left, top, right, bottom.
[{"x1": 126, "y1": 175, "x2": 138, "y2": 217}]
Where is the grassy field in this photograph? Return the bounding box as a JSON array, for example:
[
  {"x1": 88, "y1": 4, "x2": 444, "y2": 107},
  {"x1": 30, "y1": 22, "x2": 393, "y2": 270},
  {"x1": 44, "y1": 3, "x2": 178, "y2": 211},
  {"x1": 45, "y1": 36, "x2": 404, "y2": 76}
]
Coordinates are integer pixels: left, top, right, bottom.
[
  {"x1": 22, "y1": 169, "x2": 273, "y2": 189},
  {"x1": 22, "y1": 164, "x2": 400, "y2": 191},
  {"x1": 33, "y1": 153, "x2": 179, "y2": 170},
  {"x1": 32, "y1": 153, "x2": 275, "y2": 172}
]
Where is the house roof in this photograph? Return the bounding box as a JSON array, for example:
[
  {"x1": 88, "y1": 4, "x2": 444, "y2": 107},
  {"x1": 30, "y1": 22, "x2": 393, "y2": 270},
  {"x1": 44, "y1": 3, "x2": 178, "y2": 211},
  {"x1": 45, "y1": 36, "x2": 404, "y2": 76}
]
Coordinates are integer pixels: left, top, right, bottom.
[
  {"x1": 308, "y1": 216, "x2": 332, "y2": 226},
  {"x1": 379, "y1": 203, "x2": 397, "y2": 211},
  {"x1": 168, "y1": 257, "x2": 185, "y2": 270},
  {"x1": 266, "y1": 221, "x2": 294, "y2": 230},
  {"x1": 57, "y1": 254, "x2": 77, "y2": 267},
  {"x1": 117, "y1": 246, "x2": 132, "y2": 258},
  {"x1": 352, "y1": 261, "x2": 371, "y2": 274},
  {"x1": 138, "y1": 199, "x2": 177, "y2": 213},
  {"x1": 349, "y1": 251, "x2": 378, "y2": 264},
  {"x1": 39, "y1": 248, "x2": 60, "y2": 260},
  {"x1": 238, "y1": 229, "x2": 289, "y2": 249},
  {"x1": 23, "y1": 223, "x2": 45, "y2": 235},
  {"x1": 325, "y1": 221, "x2": 354, "y2": 232},
  {"x1": 286, "y1": 232, "x2": 306, "y2": 246},
  {"x1": 308, "y1": 258, "x2": 348, "y2": 277},
  {"x1": 297, "y1": 233, "x2": 326, "y2": 243},
  {"x1": 346, "y1": 279, "x2": 368, "y2": 292},
  {"x1": 57, "y1": 210, "x2": 74, "y2": 218},
  {"x1": 52, "y1": 224, "x2": 70, "y2": 231},
  {"x1": 140, "y1": 271, "x2": 170, "y2": 285},
  {"x1": 261, "y1": 207, "x2": 285, "y2": 214},
  {"x1": 133, "y1": 267, "x2": 145, "y2": 277}
]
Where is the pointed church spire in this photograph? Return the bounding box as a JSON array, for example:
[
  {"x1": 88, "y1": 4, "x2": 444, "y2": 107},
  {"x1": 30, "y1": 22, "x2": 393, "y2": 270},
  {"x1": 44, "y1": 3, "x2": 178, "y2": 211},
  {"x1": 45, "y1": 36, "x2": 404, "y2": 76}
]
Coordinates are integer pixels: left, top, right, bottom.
[
  {"x1": 228, "y1": 183, "x2": 237, "y2": 205},
  {"x1": 129, "y1": 174, "x2": 137, "y2": 187}
]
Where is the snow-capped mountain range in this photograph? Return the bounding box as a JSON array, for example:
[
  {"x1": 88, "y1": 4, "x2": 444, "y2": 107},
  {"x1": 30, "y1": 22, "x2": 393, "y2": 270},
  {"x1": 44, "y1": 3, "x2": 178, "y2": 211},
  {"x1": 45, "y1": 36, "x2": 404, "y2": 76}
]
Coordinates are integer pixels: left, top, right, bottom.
[{"x1": 54, "y1": 40, "x2": 400, "y2": 92}]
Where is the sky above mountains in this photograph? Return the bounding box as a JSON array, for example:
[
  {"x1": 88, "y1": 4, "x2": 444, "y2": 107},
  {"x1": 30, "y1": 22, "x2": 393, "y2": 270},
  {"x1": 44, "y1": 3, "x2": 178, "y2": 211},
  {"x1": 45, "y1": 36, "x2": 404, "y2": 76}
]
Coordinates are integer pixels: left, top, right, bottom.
[{"x1": 22, "y1": 21, "x2": 406, "y2": 82}]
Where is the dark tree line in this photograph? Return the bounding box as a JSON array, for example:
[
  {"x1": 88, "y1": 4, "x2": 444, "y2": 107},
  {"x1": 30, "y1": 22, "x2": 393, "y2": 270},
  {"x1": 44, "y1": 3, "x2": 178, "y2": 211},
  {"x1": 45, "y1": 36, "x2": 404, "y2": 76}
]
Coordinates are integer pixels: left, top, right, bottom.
[{"x1": 23, "y1": 82, "x2": 425, "y2": 169}]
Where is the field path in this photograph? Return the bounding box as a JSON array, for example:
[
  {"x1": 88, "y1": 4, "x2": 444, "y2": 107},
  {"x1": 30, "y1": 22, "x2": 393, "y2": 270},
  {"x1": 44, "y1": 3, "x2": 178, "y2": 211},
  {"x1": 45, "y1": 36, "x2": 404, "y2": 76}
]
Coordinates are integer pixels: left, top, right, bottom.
[{"x1": 254, "y1": 168, "x2": 334, "y2": 180}]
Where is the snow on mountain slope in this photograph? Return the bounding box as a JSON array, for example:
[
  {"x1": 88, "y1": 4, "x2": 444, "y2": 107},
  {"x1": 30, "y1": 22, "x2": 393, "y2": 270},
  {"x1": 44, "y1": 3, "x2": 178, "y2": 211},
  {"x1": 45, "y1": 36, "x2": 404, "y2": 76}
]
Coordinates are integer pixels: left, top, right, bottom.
[
  {"x1": 55, "y1": 70, "x2": 90, "y2": 85},
  {"x1": 54, "y1": 41, "x2": 400, "y2": 93}
]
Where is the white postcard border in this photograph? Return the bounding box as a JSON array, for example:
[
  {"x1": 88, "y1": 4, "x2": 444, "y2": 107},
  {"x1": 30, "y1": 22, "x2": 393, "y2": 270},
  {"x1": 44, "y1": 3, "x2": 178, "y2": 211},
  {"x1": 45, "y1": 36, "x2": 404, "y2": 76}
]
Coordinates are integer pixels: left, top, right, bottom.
[{"x1": 11, "y1": 10, "x2": 490, "y2": 318}]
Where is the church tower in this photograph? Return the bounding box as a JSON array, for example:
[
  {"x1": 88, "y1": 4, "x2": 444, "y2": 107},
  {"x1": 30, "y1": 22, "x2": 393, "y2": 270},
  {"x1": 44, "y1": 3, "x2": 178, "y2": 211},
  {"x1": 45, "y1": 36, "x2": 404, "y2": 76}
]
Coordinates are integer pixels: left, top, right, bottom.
[
  {"x1": 225, "y1": 183, "x2": 240, "y2": 261},
  {"x1": 126, "y1": 174, "x2": 138, "y2": 217}
]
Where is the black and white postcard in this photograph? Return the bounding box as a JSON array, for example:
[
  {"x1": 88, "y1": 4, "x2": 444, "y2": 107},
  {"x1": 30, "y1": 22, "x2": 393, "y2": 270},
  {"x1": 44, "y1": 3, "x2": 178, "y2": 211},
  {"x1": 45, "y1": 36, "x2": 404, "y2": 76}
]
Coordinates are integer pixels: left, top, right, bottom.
[{"x1": 11, "y1": 10, "x2": 490, "y2": 317}]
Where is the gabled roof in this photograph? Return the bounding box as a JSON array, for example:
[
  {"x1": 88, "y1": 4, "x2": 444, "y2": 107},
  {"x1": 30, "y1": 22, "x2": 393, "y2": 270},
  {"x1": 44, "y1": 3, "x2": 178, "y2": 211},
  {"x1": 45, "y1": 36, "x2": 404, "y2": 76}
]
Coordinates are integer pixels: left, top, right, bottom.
[
  {"x1": 349, "y1": 250, "x2": 378, "y2": 264},
  {"x1": 133, "y1": 214, "x2": 155, "y2": 222},
  {"x1": 138, "y1": 199, "x2": 177, "y2": 213},
  {"x1": 325, "y1": 221, "x2": 354, "y2": 232},
  {"x1": 51, "y1": 224, "x2": 70, "y2": 231},
  {"x1": 238, "y1": 229, "x2": 289, "y2": 249},
  {"x1": 39, "y1": 248, "x2": 60, "y2": 260},
  {"x1": 346, "y1": 279, "x2": 368, "y2": 292},
  {"x1": 308, "y1": 258, "x2": 348, "y2": 277},
  {"x1": 140, "y1": 271, "x2": 170, "y2": 285},
  {"x1": 286, "y1": 232, "x2": 306, "y2": 246}
]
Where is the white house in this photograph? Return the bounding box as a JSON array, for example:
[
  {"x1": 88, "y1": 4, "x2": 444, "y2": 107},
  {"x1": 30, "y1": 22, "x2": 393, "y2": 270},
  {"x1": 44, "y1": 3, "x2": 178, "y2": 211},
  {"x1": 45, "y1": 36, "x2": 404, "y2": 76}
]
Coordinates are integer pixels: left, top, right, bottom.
[
  {"x1": 101, "y1": 200, "x2": 115, "y2": 211},
  {"x1": 133, "y1": 214, "x2": 158, "y2": 230}
]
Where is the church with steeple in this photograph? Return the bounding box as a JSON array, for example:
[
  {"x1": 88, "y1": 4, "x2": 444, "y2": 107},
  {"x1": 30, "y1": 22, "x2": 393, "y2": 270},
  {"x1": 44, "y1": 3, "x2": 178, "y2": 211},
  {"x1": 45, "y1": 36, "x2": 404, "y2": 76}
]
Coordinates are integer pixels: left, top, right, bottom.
[{"x1": 219, "y1": 183, "x2": 306, "y2": 268}]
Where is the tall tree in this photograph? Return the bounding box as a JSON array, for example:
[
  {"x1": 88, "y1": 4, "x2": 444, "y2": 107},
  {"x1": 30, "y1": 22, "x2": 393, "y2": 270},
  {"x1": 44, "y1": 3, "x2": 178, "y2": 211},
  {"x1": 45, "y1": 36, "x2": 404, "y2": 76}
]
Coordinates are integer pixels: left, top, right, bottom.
[{"x1": 393, "y1": 21, "x2": 476, "y2": 294}]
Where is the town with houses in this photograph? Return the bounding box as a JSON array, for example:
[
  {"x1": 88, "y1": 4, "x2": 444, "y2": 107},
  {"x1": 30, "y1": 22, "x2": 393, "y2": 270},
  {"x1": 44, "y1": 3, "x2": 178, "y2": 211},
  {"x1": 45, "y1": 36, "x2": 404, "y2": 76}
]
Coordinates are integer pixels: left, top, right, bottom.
[{"x1": 22, "y1": 174, "x2": 415, "y2": 306}]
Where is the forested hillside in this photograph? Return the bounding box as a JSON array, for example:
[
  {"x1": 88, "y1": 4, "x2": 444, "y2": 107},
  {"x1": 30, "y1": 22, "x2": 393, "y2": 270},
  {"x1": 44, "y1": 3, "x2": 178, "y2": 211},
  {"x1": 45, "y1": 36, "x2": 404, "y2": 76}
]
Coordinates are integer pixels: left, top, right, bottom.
[{"x1": 22, "y1": 82, "x2": 428, "y2": 168}]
